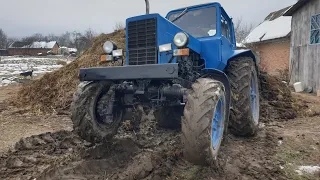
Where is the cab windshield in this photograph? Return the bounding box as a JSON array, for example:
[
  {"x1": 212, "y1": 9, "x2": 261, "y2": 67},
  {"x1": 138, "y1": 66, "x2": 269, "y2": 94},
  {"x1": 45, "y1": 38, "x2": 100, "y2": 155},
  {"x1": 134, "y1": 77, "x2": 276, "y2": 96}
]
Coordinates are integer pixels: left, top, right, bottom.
[{"x1": 168, "y1": 6, "x2": 217, "y2": 38}]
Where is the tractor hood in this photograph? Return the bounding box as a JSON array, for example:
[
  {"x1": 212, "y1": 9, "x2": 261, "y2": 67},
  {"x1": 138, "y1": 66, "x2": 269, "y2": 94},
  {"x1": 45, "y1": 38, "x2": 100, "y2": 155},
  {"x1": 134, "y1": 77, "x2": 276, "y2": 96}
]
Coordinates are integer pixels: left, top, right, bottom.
[{"x1": 126, "y1": 14, "x2": 201, "y2": 65}]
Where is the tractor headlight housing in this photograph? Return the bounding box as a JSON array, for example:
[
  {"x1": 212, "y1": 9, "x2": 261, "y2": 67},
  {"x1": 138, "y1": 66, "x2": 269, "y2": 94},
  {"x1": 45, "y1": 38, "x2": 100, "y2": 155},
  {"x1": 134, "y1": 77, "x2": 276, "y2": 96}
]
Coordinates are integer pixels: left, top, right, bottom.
[
  {"x1": 173, "y1": 32, "x2": 189, "y2": 48},
  {"x1": 103, "y1": 41, "x2": 117, "y2": 54}
]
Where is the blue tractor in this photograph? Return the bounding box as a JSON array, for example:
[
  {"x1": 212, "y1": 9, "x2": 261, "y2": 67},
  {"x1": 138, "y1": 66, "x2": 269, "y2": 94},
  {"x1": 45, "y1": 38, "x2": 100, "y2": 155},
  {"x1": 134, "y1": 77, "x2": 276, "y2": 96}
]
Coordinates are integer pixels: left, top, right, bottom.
[{"x1": 71, "y1": 1, "x2": 260, "y2": 166}]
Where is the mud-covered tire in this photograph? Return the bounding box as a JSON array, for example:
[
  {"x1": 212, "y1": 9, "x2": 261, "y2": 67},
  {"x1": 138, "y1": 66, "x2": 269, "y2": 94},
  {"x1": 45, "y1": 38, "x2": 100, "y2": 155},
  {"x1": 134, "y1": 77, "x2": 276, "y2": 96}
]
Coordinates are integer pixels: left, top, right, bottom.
[
  {"x1": 182, "y1": 78, "x2": 227, "y2": 165},
  {"x1": 154, "y1": 106, "x2": 183, "y2": 129},
  {"x1": 225, "y1": 57, "x2": 260, "y2": 136},
  {"x1": 71, "y1": 81, "x2": 124, "y2": 143}
]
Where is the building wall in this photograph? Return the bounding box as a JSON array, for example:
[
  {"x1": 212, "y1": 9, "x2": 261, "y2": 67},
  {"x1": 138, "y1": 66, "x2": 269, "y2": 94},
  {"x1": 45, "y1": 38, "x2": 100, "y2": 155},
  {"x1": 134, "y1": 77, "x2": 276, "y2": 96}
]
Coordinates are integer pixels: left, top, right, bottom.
[
  {"x1": 0, "y1": 50, "x2": 8, "y2": 56},
  {"x1": 8, "y1": 48, "x2": 51, "y2": 56},
  {"x1": 290, "y1": 0, "x2": 320, "y2": 91},
  {"x1": 251, "y1": 38, "x2": 290, "y2": 75},
  {"x1": 51, "y1": 43, "x2": 59, "y2": 54}
]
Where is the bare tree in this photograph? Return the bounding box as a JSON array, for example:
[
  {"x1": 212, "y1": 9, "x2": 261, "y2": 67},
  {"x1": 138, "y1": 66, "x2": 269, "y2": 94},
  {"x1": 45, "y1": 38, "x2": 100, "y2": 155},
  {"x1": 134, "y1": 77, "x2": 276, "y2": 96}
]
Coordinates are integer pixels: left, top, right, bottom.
[
  {"x1": 0, "y1": 29, "x2": 8, "y2": 49},
  {"x1": 6, "y1": 37, "x2": 17, "y2": 48},
  {"x1": 113, "y1": 22, "x2": 125, "y2": 32},
  {"x1": 234, "y1": 18, "x2": 254, "y2": 43},
  {"x1": 58, "y1": 31, "x2": 73, "y2": 47},
  {"x1": 22, "y1": 33, "x2": 45, "y2": 42},
  {"x1": 46, "y1": 33, "x2": 59, "y2": 41},
  {"x1": 69, "y1": 29, "x2": 97, "y2": 54}
]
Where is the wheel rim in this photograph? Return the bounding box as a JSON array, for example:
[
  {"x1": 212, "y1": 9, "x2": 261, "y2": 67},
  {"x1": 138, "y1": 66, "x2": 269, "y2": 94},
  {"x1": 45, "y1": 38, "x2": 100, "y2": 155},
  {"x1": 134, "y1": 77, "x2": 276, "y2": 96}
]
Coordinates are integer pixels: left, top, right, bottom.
[
  {"x1": 250, "y1": 72, "x2": 259, "y2": 124},
  {"x1": 95, "y1": 87, "x2": 120, "y2": 125},
  {"x1": 211, "y1": 98, "x2": 225, "y2": 151}
]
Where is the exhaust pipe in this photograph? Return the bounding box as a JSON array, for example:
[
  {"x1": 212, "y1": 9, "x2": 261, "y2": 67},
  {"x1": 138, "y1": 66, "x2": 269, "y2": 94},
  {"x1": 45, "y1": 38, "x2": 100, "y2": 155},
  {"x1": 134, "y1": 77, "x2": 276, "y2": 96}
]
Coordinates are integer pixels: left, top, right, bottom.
[{"x1": 145, "y1": 0, "x2": 150, "y2": 14}]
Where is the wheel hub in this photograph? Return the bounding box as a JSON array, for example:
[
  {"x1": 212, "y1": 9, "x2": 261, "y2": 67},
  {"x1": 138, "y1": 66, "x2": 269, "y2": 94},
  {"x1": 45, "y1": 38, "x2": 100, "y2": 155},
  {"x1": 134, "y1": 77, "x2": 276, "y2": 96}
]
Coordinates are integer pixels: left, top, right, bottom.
[
  {"x1": 95, "y1": 88, "x2": 117, "y2": 125},
  {"x1": 250, "y1": 72, "x2": 259, "y2": 123},
  {"x1": 211, "y1": 98, "x2": 225, "y2": 150}
]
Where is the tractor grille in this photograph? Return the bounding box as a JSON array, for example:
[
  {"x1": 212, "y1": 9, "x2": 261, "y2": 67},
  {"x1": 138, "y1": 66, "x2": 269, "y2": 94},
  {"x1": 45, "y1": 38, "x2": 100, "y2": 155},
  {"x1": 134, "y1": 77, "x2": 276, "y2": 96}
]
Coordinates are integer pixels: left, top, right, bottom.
[{"x1": 127, "y1": 18, "x2": 157, "y2": 65}]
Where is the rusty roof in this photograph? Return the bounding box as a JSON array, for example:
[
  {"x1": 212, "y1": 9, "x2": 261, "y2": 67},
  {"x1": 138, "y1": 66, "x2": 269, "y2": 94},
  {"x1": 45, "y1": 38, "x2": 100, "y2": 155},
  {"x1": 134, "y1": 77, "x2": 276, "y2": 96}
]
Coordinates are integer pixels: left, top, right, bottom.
[{"x1": 284, "y1": 0, "x2": 312, "y2": 16}]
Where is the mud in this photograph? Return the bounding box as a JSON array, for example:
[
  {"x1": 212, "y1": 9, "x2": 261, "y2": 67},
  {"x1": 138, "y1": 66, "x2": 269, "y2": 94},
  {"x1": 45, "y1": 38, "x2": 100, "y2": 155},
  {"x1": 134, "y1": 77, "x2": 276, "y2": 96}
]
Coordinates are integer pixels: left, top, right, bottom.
[
  {"x1": 259, "y1": 72, "x2": 298, "y2": 121},
  {"x1": 0, "y1": 111, "x2": 288, "y2": 180}
]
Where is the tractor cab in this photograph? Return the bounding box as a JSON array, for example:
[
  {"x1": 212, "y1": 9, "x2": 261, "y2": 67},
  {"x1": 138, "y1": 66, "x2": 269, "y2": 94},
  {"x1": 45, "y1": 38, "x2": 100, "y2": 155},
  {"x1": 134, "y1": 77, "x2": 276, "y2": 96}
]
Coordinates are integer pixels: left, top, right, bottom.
[
  {"x1": 167, "y1": 3, "x2": 235, "y2": 46},
  {"x1": 123, "y1": 2, "x2": 242, "y2": 70}
]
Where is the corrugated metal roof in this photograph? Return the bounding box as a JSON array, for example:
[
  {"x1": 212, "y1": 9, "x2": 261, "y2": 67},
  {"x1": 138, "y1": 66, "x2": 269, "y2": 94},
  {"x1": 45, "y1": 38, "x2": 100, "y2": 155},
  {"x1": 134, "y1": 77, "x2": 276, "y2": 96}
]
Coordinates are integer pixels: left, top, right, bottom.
[
  {"x1": 9, "y1": 41, "x2": 58, "y2": 49},
  {"x1": 265, "y1": 6, "x2": 292, "y2": 21},
  {"x1": 284, "y1": 0, "x2": 312, "y2": 16}
]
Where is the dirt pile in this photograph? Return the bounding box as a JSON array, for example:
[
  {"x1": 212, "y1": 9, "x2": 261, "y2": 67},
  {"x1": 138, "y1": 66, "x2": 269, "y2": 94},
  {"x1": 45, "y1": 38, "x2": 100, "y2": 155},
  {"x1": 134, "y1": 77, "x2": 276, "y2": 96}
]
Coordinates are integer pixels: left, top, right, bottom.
[
  {"x1": 259, "y1": 72, "x2": 297, "y2": 120},
  {"x1": 11, "y1": 30, "x2": 125, "y2": 113}
]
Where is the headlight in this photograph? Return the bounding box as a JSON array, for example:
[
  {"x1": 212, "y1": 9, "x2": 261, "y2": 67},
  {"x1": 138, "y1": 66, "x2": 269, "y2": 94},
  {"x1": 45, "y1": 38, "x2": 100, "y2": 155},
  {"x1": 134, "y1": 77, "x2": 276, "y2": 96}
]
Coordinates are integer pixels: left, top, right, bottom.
[
  {"x1": 103, "y1": 41, "x2": 117, "y2": 54},
  {"x1": 173, "y1": 32, "x2": 189, "y2": 48}
]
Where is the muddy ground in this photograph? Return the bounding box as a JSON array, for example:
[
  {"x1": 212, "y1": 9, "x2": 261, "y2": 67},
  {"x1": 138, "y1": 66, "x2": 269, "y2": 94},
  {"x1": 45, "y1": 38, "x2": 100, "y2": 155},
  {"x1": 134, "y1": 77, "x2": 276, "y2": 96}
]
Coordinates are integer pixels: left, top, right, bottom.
[{"x1": 0, "y1": 85, "x2": 320, "y2": 180}]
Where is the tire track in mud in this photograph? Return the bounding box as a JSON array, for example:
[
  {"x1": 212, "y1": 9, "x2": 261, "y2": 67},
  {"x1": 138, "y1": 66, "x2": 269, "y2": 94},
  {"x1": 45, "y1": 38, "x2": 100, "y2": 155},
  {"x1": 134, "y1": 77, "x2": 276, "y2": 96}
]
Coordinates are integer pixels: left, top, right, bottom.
[{"x1": 0, "y1": 112, "x2": 286, "y2": 180}]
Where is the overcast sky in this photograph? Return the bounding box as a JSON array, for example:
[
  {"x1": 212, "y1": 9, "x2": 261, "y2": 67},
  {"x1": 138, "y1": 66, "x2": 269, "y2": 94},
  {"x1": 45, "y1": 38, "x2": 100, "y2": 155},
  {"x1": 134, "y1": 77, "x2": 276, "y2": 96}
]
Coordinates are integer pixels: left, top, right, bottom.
[{"x1": 0, "y1": 0, "x2": 296, "y2": 38}]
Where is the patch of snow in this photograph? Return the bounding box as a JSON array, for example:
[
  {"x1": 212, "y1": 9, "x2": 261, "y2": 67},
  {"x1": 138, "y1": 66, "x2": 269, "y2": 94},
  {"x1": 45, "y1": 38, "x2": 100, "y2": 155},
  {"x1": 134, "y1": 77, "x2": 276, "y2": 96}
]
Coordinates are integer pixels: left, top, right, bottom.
[
  {"x1": 236, "y1": 43, "x2": 245, "y2": 48},
  {"x1": 68, "y1": 48, "x2": 78, "y2": 53},
  {"x1": 0, "y1": 56, "x2": 68, "y2": 86},
  {"x1": 2, "y1": 79, "x2": 12, "y2": 84},
  {"x1": 10, "y1": 41, "x2": 57, "y2": 49},
  {"x1": 245, "y1": 16, "x2": 292, "y2": 43},
  {"x1": 278, "y1": 140, "x2": 283, "y2": 146},
  {"x1": 295, "y1": 165, "x2": 320, "y2": 176},
  {"x1": 11, "y1": 71, "x2": 22, "y2": 75}
]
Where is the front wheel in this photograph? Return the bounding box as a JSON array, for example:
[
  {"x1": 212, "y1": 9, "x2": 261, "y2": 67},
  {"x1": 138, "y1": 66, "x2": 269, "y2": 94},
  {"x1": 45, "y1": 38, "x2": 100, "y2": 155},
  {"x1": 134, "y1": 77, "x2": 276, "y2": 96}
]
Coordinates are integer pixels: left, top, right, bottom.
[
  {"x1": 71, "y1": 81, "x2": 124, "y2": 143},
  {"x1": 182, "y1": 78, "x2": 227, "y2": 165}
]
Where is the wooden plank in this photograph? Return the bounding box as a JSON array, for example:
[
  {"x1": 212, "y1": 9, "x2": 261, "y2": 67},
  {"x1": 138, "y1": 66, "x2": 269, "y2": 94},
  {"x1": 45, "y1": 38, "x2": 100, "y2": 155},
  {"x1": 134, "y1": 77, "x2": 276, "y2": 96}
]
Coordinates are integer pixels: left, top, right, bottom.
[{"x1": 317, "y1": 46, "x2": 320, "y2": 90}]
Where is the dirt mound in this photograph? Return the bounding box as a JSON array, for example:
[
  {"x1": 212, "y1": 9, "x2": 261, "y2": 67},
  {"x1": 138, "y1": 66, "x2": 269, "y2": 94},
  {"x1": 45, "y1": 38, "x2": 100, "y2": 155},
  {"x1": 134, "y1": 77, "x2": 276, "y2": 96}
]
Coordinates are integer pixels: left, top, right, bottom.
[
  {"x1": 0, "y1": 111, "x2": 287, "y2": 180},
  {"x1": 259, "y1": 72, "x2": 297, "y2": 121},
  {"x1": 11, "y1": 30, "x2": 126, "y2": 113},
  {"x1": 0, "y1": 131, "x2": 89, "y2": 180}
]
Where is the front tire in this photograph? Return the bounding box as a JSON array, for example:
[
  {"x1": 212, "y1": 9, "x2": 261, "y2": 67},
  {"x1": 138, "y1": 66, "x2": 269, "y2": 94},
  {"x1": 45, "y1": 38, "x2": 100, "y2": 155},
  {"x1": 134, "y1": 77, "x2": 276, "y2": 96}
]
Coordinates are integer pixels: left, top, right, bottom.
[
  {"x1": 225, "y1": 57, "x2": 260, "y2": 136},
  {"x1": 182, "y1": 78, "x2": 227, "y2": 165},
  {"x1": 71, "y1": 81, "x2": 124, "y2": 143}
]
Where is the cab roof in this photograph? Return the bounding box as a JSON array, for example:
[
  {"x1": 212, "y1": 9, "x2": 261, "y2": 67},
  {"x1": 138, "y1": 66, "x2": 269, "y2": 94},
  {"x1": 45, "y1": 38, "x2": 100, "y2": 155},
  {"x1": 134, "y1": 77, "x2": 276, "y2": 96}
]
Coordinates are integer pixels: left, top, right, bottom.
[{"x1": 166, "y1": 2, "x2": 222, "y2": 17}]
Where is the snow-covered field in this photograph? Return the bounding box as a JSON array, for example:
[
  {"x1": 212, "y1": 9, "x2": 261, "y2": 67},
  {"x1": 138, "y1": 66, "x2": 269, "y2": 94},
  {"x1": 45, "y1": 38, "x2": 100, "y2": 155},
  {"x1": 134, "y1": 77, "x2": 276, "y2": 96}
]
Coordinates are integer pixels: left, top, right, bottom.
[{"x1": 0, "y1": 56, "x2": 73, "y2": 86}]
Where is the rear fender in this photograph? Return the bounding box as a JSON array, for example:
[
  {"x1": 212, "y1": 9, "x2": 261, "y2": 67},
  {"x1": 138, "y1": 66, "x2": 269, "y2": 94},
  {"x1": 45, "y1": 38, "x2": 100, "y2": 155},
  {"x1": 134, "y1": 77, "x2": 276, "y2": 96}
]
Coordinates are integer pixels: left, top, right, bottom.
[
  {"x1": 227, "y1": 49, "x2": 259, "y2": 73},
  {"x1": 228, "y1": 49, "x2": 257, "y2": 65}
]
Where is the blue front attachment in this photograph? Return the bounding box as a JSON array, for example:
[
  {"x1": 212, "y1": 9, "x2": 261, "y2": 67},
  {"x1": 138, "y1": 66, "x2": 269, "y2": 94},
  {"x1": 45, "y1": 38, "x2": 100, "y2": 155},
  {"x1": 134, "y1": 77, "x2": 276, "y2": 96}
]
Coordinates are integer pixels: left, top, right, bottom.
[{"x1": 211, "y1": 97, "x2": 225, "y2": 150}]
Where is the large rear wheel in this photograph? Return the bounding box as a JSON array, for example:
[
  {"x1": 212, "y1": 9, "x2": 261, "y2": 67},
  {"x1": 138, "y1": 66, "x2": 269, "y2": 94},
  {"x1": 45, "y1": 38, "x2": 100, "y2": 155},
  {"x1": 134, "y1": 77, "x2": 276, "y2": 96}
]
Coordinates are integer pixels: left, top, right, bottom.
[
  {"x1": 225, "y1": 57, "x2": 260, "y2": 136},
  {"x1": 71, "y1": 81, "x2": 124, "y2": 143},
  {"x1": 182, "y1": 78, "x2": 227, "y2": 165}
]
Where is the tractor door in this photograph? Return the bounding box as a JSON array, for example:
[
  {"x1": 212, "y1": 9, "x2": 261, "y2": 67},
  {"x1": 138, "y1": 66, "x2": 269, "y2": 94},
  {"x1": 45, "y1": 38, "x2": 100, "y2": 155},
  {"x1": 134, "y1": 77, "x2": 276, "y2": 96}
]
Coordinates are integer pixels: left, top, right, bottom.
[{"x1": 220, "y1": 8, "x2": 235, "y2": 66}]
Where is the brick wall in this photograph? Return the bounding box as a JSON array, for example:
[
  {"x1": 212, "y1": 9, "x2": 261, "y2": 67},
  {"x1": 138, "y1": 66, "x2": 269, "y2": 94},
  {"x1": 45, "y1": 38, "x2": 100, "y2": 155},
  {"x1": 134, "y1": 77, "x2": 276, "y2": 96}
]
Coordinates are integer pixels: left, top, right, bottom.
[
  {"x1": 8, "y1": 48, "x2": 51, "y2": 56},
  {"x1": 250, "y1": 38, "x2": 290, "y2": 75}
]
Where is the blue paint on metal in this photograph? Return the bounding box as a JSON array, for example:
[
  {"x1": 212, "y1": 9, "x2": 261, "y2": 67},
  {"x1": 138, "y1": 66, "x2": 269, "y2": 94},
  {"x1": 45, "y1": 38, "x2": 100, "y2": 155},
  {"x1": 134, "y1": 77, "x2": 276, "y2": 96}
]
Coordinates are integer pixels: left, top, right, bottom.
[
  {"x1": 250, "y1": 72, "x2": 259, "y2": 123},
  {"x1": 125, "y1": 2, "x2": 256, "y2": 70},
  {"x1": 211, "y1": 97, "x2": 225, "y2": 150}
]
